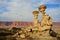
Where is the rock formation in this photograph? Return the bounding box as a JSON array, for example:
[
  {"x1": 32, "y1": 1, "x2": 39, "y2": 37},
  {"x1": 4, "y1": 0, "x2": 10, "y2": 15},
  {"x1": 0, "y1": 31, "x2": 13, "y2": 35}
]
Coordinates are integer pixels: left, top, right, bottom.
[{"x1": 11, "y1": 4, "x2": 57, "y2": 40}]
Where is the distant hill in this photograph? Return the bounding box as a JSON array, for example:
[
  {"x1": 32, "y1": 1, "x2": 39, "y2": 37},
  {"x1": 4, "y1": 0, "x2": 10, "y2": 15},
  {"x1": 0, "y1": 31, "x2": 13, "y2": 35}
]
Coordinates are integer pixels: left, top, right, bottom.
[{"x1": 0, "y1": 22, "x2": 60, "y2": 27}]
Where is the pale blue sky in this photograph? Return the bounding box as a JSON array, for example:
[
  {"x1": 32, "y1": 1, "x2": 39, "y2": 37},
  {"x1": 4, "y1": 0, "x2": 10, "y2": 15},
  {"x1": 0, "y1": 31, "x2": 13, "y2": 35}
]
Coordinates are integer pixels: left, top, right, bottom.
[{"x1": 0, "y1": 0, "x2": 60, "y2": 22}]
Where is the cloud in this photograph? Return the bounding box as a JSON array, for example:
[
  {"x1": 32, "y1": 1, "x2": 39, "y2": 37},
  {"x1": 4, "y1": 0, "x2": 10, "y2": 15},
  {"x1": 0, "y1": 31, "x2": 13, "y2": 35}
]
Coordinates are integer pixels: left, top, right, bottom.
[
  {"x1": 0, "y1": 0, "x2": 60, "y2": 22},
  {"x1": 38, "y1": 0, "x2": 60, "y2": 4},
  {"x1": 46, "y1": 7, "x2": 60, "y2": 22},
  {"x1": 0, "y1": 0, "x2": 34, "y2": 21}
]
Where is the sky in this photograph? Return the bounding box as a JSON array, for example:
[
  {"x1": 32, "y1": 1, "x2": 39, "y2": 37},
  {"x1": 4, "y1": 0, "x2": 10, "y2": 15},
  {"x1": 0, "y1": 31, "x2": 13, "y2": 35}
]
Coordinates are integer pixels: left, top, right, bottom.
[{"x1": 0, "y1": 0, "x2": 60, "y2": 22}]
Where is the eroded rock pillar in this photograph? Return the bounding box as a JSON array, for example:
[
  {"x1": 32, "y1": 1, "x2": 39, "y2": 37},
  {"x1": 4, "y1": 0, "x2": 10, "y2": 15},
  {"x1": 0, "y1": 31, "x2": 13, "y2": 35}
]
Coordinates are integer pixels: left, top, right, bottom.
[{"x1": 32, "y1": 11, "x2": 39, "y2": 27}]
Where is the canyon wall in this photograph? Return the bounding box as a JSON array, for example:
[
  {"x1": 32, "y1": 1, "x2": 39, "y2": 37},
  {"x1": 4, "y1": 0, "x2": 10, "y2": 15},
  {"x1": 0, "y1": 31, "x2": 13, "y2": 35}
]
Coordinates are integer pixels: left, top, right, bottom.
[{"x1": 0, "y1": 22, "x2": 60, "y2": 27}]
